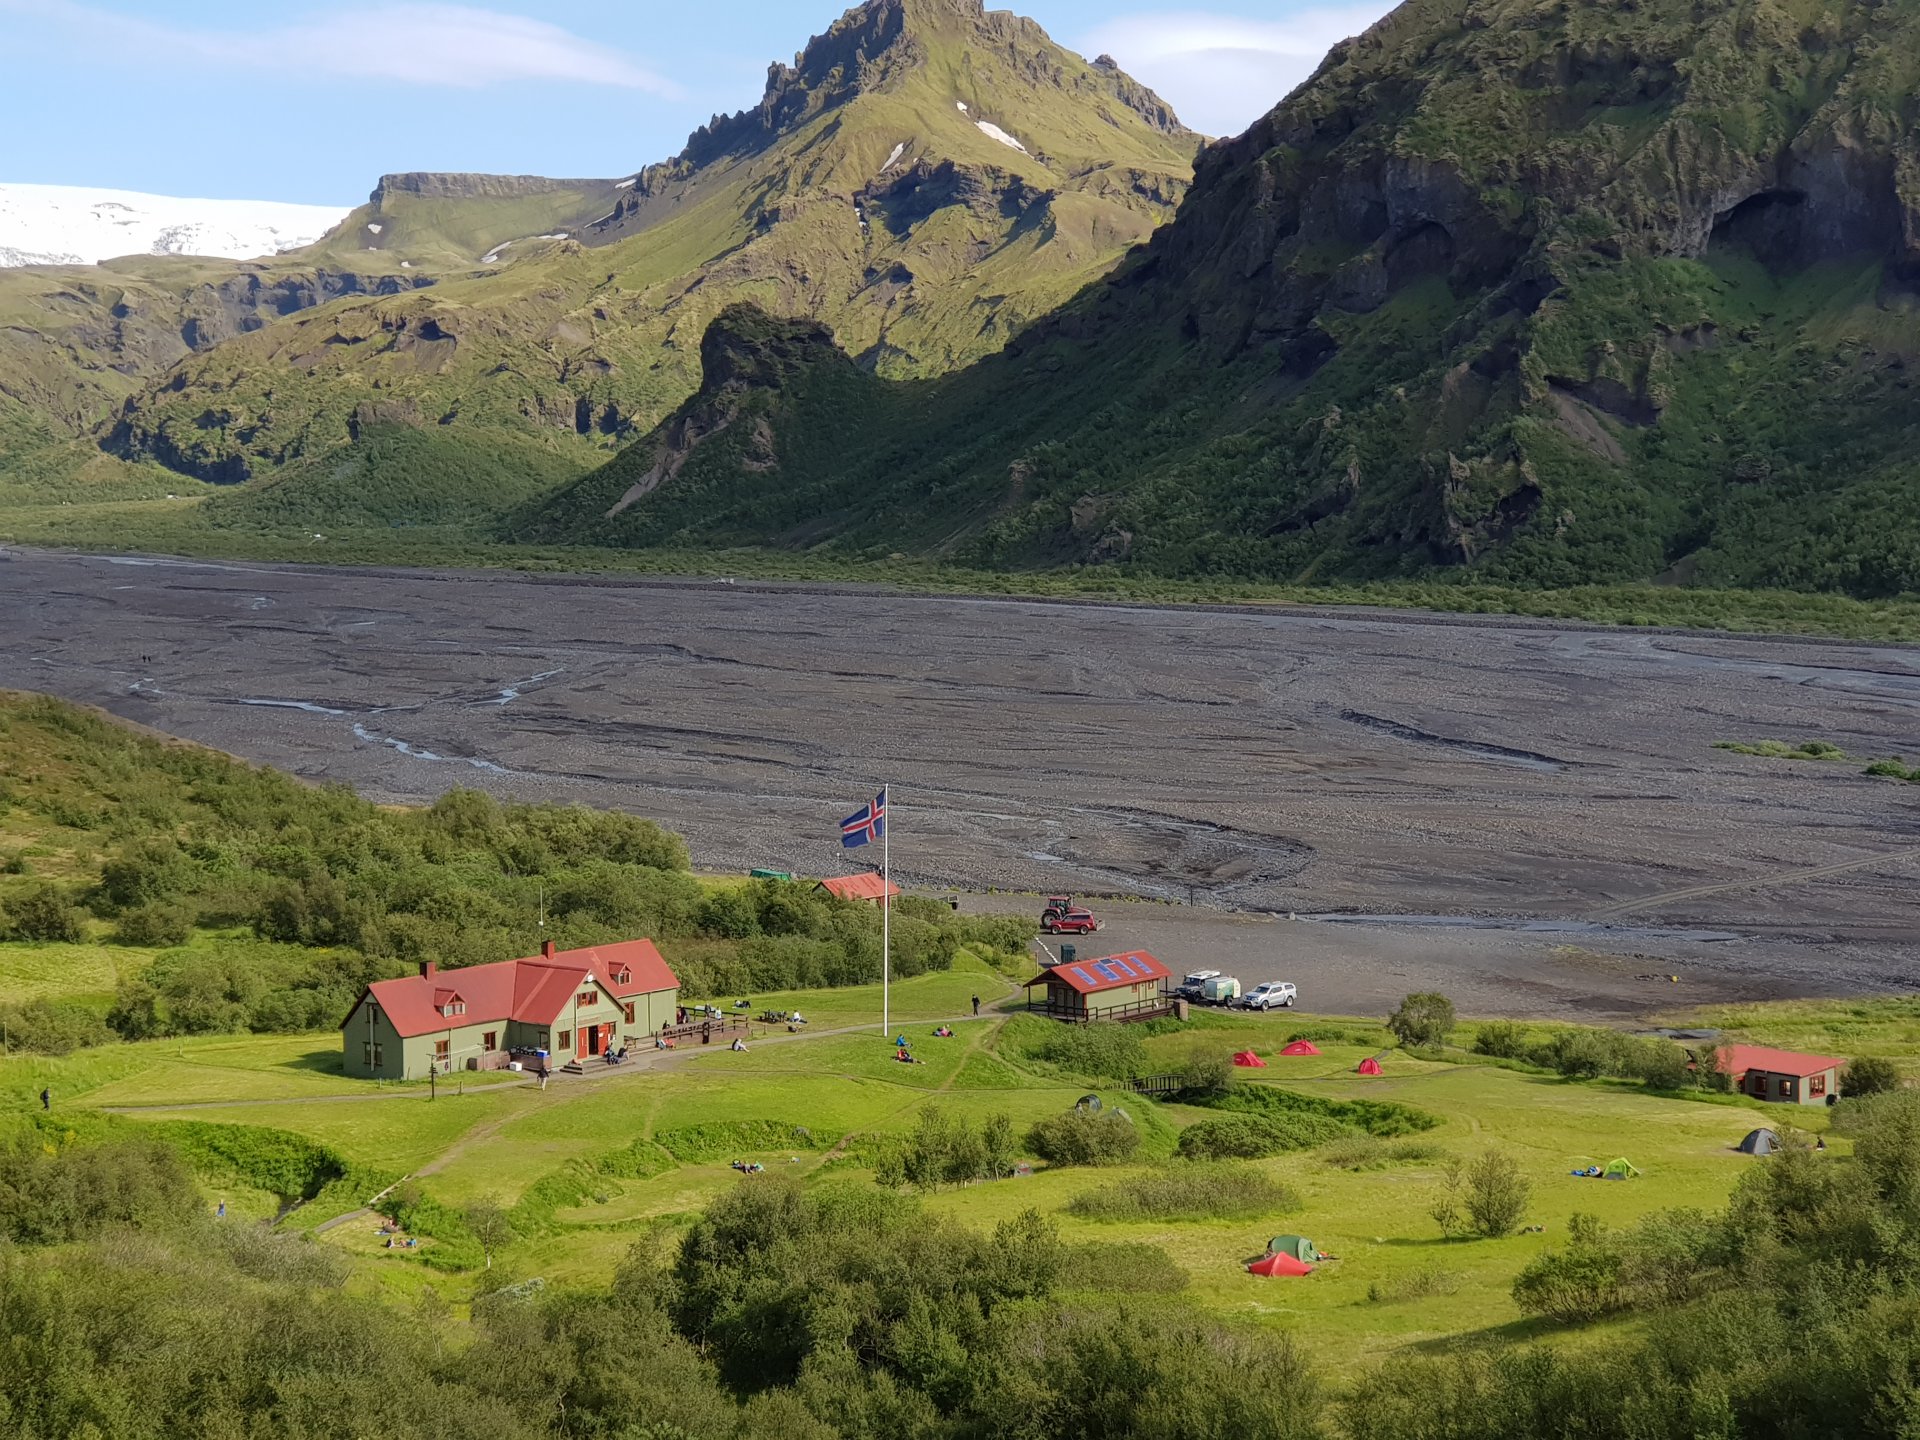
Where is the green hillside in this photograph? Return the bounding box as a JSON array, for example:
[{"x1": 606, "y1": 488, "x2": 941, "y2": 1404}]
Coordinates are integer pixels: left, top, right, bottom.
[
  {"x1": 27, "y1": 0, "x2": 1194, "y2": 505},
  {"x1": 530, "y1": 0, "x2": 1920, "y2": 598}
]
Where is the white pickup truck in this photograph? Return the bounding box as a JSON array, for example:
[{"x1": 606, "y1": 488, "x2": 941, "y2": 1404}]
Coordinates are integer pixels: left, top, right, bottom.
[{"x1": 1239, "y1": 981, "x2": 1298, "y2": 1011}]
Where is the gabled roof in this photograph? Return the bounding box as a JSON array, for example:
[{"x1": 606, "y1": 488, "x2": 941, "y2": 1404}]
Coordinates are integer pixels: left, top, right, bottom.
[
  {"x1": 1026, "y1": 950, "x2": 1170, "y2": 995},
  {"x1": 349, "y1": 938, "x2": 678, "y2": 1039},
  {"x1": 818, "y1": 873, "x2": 901, "y2": 902},
  {"x1": 1714, "y1": 1044, "x2": 1846, "y2": 1079}
]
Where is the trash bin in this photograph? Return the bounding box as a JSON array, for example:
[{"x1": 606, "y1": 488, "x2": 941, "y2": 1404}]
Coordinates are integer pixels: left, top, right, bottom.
[{"x1": 1060, "y1": 943, "x2": 1077, "y2": 965}]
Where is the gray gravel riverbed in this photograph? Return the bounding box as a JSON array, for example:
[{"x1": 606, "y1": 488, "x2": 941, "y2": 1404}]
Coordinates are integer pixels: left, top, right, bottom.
[{"x1": 3, "y1": 548, "x2": 1916, "y2": 1018}]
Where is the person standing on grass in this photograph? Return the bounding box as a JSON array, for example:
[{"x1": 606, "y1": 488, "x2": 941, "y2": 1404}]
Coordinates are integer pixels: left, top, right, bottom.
[
  {"x1": 39, "y1": 1088, "x2": 49, "y2": 1111},
  {"x1": 972, "y1": 995, "x2": 981, "y2": 1016}
]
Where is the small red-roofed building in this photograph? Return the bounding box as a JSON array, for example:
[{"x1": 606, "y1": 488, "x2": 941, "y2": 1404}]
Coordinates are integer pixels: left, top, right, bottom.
[
  {"x1": 816, "y1": 873, "x2": 902, "y2": 904},
  {"x1": 1711, "y1": 1044, "x2": 1846, "y2": 1105},
  {"x1": 1023, "y1": 950, "x2": 1173, "y2": 1023},
  {"x1": 341, "y1": 938, "x2": 679, "y2": 1081}
]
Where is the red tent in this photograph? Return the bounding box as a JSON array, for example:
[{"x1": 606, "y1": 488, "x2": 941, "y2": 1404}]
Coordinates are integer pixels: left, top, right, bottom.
[
  {"x1": 1356, "y1": 1057, "x2": 1383, "y2": 1075},
  {"x1": 1280, "y1": 1041, "x2": 1321, "y2": 1057},
  {"x1": 1232, "y1": 1050, "x2": 1266, "y2": 1068},
  {"x1": 1247, "y1": 1252, "x2": 1314, "y2": 1277}
]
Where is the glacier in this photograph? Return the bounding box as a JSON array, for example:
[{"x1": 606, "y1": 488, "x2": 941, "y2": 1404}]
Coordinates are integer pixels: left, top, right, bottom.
[{"x1": 0, "y1": 183, "x2": 352, "y2": 267}]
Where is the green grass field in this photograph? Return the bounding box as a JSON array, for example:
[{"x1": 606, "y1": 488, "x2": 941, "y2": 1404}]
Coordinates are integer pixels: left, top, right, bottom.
[{"x1": 7, "y1": 974, "x2": 1879, "y2": 1368}]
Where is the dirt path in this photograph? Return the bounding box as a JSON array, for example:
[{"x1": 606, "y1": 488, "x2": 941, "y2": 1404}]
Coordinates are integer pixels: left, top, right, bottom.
[{"x1": 1588, "y1": 846, "x2": 1920, "y2": 919}]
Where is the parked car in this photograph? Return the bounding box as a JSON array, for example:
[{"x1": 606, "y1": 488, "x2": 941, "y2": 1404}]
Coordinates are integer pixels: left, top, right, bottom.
[
  {"x1": 1044, "y1": 908, "x2": 1101, "y2": 935},
  {"x1": 1239, "y1": 981, "x2": 1298, "y2": 1011},
  {"x1": 1200, "y1": 975, "x2": 1242, "y2": 1006},
  {"x1": 1175, "y1": 969, "x2": 1220, "y2": 1001}
]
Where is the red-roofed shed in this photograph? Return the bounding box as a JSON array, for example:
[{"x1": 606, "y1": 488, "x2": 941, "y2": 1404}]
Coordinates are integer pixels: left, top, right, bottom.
[
  {"x1": 342, "y1": 938, "x2": 680, "y2": 1081},
  {"x1": 1023, "y1": 950, "x2": 1173, "y2": 1024},
  {"x1": 817, "y1": 873, "x2": 902, "y2": 904},
  {"x1": 1710, "y1": 1044, "x2": 1846, "y2": 1106}
]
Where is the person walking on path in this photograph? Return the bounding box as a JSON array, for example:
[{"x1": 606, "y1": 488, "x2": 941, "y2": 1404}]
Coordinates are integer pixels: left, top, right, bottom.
[
  {"x1": 39, "y1": 1088, "x2": 49, "y2": 1111},
  {"x1": 971, "y1": 995, "x2": 981, "y2": 1016}
]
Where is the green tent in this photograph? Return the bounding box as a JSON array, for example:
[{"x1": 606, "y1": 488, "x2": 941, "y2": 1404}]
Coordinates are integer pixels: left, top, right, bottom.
[
  {"x1": 1603, "y1": 1157, "x2": 1641, "y2": 1180},
  {"x1": 1267, "y1": 1234, "x2": 1319, "y2": 1262}
]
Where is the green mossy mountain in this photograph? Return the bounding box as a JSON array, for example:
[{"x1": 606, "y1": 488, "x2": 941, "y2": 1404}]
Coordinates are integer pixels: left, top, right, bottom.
[
  {"x1": 2, "y1": 0, "x2": 1194, "y2": 500},
  {"x1": 529, "y1": 0, "x2": 1920, "y2": 597}
]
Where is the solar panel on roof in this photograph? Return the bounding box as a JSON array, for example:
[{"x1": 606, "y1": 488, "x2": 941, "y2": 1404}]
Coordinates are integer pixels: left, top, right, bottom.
[
  {"x1": 1110, "y1": 957, "x2": 1139, "y2": 978},
  {"x1": 1095, "y1": 962, "x2": 1121, "y2": 981},
  {"x1": 1070, "y1": 966, "x2": 1097, "y2": 986}
]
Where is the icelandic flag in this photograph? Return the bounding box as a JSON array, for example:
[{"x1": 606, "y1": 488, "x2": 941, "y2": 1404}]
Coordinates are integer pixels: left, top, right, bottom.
[{"x1": 841, "y1": 787, "x2": 887, "y2": 848}]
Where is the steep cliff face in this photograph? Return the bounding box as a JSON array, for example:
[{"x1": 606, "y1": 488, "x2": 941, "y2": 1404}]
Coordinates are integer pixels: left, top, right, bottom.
[
  {"x1": 548, "y1": 0, "x2": 1920, "y2": 597},
  {"x1": 80, "y1": 0, "x2": 1194, "y2": 489}
]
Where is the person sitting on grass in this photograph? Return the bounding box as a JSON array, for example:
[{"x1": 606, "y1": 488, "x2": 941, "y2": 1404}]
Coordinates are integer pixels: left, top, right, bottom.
[
  {"x1": 731, "y1": 1036, "x2": 748, "y2": 1052},
  {"x1": 933, "y1": 1026, "x2": 953, "y2": 1038}
]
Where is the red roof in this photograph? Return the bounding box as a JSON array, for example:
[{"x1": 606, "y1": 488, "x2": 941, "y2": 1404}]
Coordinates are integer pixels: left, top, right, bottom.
[
  {"x1": 351, "y1": 939, "x2": 677, "y2": 1039},
  {"x1": 1025, "y1": 950, "x2": 1171, "y2": 995},
  {"x1": 1714, "y1": 1044, "x2": 1845, "y2": 1079},
  {"x1": 818, "y1": 873, "x2": 901, "y2": 902}
]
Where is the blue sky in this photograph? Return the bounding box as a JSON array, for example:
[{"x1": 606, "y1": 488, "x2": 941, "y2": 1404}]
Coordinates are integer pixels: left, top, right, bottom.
[{"x1": 0, "y1": 0, "x2": 1391, "y2": 203}]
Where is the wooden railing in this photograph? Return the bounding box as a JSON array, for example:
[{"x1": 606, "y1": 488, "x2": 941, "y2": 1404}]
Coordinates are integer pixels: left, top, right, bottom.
[
  {"x1": 1125, "y1": 1074, "x2": 1185, "y2": 1097},
  {"x1": 1024, "y1": 992, "x2": 1176, "y2": 1025}
]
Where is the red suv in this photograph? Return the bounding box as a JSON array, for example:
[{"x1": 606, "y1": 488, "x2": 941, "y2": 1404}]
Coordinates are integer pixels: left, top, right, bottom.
[{"x1": 1044, "y1": 908, "x2": 1100, "y2": 935}]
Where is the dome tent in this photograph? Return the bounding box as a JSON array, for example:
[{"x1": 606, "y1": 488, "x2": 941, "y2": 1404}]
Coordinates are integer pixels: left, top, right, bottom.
[
  {"x1": 1603, "y1": 1157, "x2": 1641, "y2": 1180},
  {"x1": 1232, "y1": 1051, "x2": 1266, "y2": 1068},
  {"x1": 1280, "y1": 1040, "x2": 1321, "y2": 1057},
  {"x1": 1248, "y1": 1252, "x2": 1314, "y2": 1277},
  {"x1": 1266, "y1": 1234, "x2": 1320, "y2": 1262},
  {"x1": 1357, "y1": 1057, "x2": 1383, "y2": 1075},
  {"x1": 1738, "y1": 1128, "x2": 1779, "y2": 1155}
]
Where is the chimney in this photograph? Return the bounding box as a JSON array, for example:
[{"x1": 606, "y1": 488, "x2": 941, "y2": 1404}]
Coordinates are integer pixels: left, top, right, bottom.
[
  {"x1": 542, "y1": 939, "x2": 556, "y2": 959},
  {"x1": 420, "y1": 959, "x2": 437, "y2": 980}
]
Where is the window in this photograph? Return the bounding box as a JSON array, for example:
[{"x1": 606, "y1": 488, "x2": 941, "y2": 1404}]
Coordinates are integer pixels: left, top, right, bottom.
[
  {"x1": 368, "y1": 1004, "x2": 380, "y2": 1024},
  {"x1": 435, "y1": 1039, "x2": 450, "y2": 1061},
  {"x1": 441, "y1": 1002, "x2": 465, "y2": 1017},
  {"x1": 577, "y1": 991, "x2": 597, "y2": 1008},
  {"x1": 363, "y1": 1042, "x2": 373, "y2": 1067},
  {"x1": 558, "y1": 1030, "x2": 571, "y2": 1050},
  {"x1": 1779, "y1": 1077, "x2": 1795, "y2": 1098},
  {"x1": 372, "y1": 1043, "x2": 383, "y2": 1068},
  {"x1": 617, "y1": 969, "x2": 630, "y2": 985},
  {"x1": 483, "y1": 1031, "x2": 498, "y2": 1053},
  {"x1": 624, "y1": 1003, "x2": 636, "y2": 1024},
  {"x1": 1811, "y1": 1073, "x2": 1827, "y2": 1097}
]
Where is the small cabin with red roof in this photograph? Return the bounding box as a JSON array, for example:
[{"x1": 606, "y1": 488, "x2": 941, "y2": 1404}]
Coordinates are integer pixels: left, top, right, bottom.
[
  {"x1": 341, "y1": 938, "x2": 679, "y2": 1081},
  {"x1": 1710, "y1": 1044, "x2": 1846, "y2": 1106},
  {"x1": 816, "y1": 873, "x2": 902, "y2": 905},
  {"x1": 1023, "y1": 950, "x2": 1173, "y2": 1024}
]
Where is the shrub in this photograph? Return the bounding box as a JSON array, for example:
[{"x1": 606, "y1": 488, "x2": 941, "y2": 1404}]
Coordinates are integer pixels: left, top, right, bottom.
[
  {"x1": 1066, "y1": 1164, "x2": 1297, "y2": 1221},
  {"x1": 1472, "y1": 1020, "x2": 1529, "y2": 1059},
  {"x1": 1844, "y1": 1055, "x2": 1902, "y2": 1098},
  {"x1": 1029, "y1": 1024, "x2": 1149, "y2": 1082},
  {"x1": 1192, "y1": 1079, "x2": 1439, "y2": 1137},
  {"x1": 873, "y1": 1106, "x2": 1013, "y2": 1190},
  {"x1": 1321, "y1": 1136, "x2": 1448, "y2": 1170},
  {"x1": 1026, "y1": 1109, "x2": 1141, "y2": 1167},
  {"x1": 1512, "y1": 1214, "x2": 1626, "y2": 1323},
  {"x1": 114, "y1": 900, "x2": 194, "y2": 948},
  {"x1": 1175, "y1": 1042, "x2": 1234, "y2": 1098},
  {"x1": 1367, "y1": 1267, "x2": 1462, "y2": 1303},
  {"x1": 1635, "y1": 1040, "x2": 1694, "y2": 1091},
  {"x1": 0, "y1": 999, "x2": 116, "y2": 1054},
  {"x1": 0, "y1": 1131, "x2": 199, "y2": 1243},
  {"x1": 1463, "y1": 1150, "x2": 1531, "y2": 1238},
  {"x1": 1388, "y1": 992, "x2": 1455, "y2": 1048},
  {"x1": 4, "y1": 883, "x2": 86, "y2": 942},
  {"x1": 1059, "y1": 1241, "x2": 1190, "y2": 1292},
  {"x1": 1176, "y1": 1112, "x2": 1358, "y2": 1160}
]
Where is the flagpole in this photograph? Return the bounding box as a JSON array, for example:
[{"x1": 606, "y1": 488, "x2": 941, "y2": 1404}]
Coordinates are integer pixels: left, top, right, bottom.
[{"x1": 882, "y1": 783, "x2": 891, "y2": 1037}]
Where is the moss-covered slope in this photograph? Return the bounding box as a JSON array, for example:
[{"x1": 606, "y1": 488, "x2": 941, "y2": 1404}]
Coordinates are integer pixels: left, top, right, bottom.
[
  {"x1": 60, "y1": 0, "x2": 1193, "y2": 495},
  {"x1": 534, "y1": 0, "x2": 1920, "y2": 596}
]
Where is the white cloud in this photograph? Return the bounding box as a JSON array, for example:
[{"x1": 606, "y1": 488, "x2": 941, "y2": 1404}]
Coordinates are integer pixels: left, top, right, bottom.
[
  {"x1": 1084, "y1": 7, "x2": 1393, "y2": 139},
  {"x1": 0, "y1": 0, "x2": 680, "y2": 94}
]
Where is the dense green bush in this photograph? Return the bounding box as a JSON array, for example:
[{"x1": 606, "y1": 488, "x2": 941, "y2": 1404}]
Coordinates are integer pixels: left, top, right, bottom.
[
  {"x1": 1176, "y1": 1112, "x2": 1358, "y2": 1160},
  {"x1": 1058, "y1": 1241, "x2": 1190, "y2": 1293},
  {"x1": 873, "y1": 1106, "x2": 1017, "y2": 1190},
  {"x1": 3, "y1": 882, "x2": 87, "y2": 942},
  {"x1": 0, "y1": 998, "x2": 115, "y2": 1054},
  {"x1": 0, "y1": 1130, "x2": 199, "y2": 1243},
  {"x1": 1388, "y1": 992, "x2": 1455, "y2": 1048},
  {"x1": 1844, "y1": 1054, "x2": 1903, "y2": 1098},
  {"x1": 1066, "y1": 1163, "x2": 1297, "y2": 1221},
  {"x1": 1471, "y1": 1019, "x2": 1530, "y2": 1059},
  {"x1": 1021, "y1": 1021, "x2": 1150, "y2": 1081},
  {"x1": 1026, "y1": 1108, "x2": 1142, "y2": 1167},
  {"x1": 1194, "y1": 1079, "x2": 1439, "y2": 1137}
]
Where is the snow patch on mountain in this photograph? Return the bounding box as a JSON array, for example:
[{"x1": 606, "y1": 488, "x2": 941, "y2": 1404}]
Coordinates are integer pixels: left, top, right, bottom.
[
  {"x1": 975, "y1": 121, "x2": 1028, "y2": 154},
  {"x1": 0, "y1": 183, "x2": 350, "y2": 267}
]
